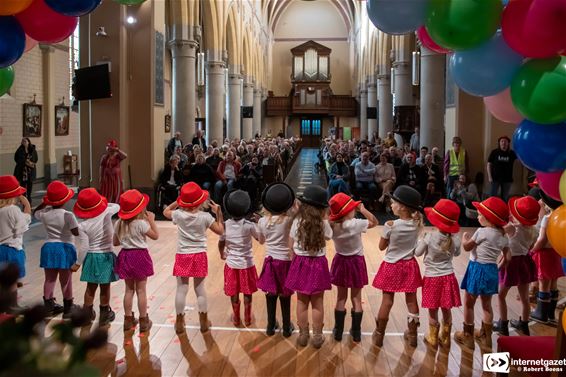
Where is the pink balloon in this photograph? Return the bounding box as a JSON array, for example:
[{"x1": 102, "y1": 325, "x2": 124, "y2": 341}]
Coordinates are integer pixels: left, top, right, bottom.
[
  {"x1": 24, "y1": 34, "x2": 37, "y2": 52},
  {"x1": 417, "y1": 26, "x2": 451, "y2": 54},
  {"x1": 537, "y1": 171, "x2": 562, "y2": 201},
  {"x1": 484, "y1": 88, "x2": 524, "y2": 124},
  {"x1": 16, "y1": 0, "x2": 78, "y2": 44}
]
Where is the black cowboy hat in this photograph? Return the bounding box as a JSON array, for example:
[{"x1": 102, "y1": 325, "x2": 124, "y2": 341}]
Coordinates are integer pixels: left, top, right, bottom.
[
  {"x1": 540, "y1": 188, "x2": 562, "y2": 210},
  {"x1": 388, "y1": 185, "x2": 422, "y2": 211},
  {"x1": 223, "y1": 189, "x2": 251, "y2": 219},
  {"x1": 262, "y1": 183, "x2": 295, "y2": 215},
  {"x1": 298, "y1": 185, "x2": 328, "y2": 209}
]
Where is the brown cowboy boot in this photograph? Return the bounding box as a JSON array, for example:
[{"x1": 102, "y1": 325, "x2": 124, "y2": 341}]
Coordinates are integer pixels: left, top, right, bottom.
[
  {"x1": 404, "y1": 315, "x2": 419, "y2": 347},
  {"x1": 438, "y1": 321, "x2": 452, "y2": 348},
  {"x1": 454, "y1": 323, "x2": 475, "y2": 349},
  {"x1": 175, "y1": 313, "x2": 185, "y2": 334},
  {"x1": 199, "y1": 312, "x2": 211, "y2": 333},
  {"x1": 372, "y1": 318, "x2": 388, "y2": 347},
  {"x1": 474, "y1": 322, "x2": 493, "y2": 349},
  {"x1": 424, "y1": 322, "x2": 440, "y2": 348}
]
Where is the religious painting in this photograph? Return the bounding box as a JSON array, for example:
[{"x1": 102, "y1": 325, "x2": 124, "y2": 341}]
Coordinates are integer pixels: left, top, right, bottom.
[
  {"x1": 23, "y1": 103, "x2": 42, "y2": 137},
  {"x1": 55, "y1": 105, "x2": 70, "y2": 136},
  {"x1": 165, "y1": 114, "x2": 171, "y2": 133}
]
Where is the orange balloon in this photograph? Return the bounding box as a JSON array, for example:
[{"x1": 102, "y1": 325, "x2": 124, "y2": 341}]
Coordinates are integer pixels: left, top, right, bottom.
[
  {"x1": 547, "y1": 205, "x2": 566, "y2": 258},
  {"x1": 0, "y1": 0, "x2": 35, "y2": 15}
]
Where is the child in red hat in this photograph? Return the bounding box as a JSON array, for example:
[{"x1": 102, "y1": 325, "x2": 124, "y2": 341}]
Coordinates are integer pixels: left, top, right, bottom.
[
  {"x1": 163, "y1": 182, "x2": 224, "y2": 334},
  {"x1": 493, "y1": 196, "x2": 539, "y2": 336},
  {"x1": 34, "y1": 180, "x2": 80, "y2": 317},
  {"x1": 455, "y1": 197, "x2": 511, "y2": 350},
  {"x1": 415, "y1": 199, "x2": 462, "y2": 348},
  {"x1": 72, "y1": 188, "x2": 120, "y2": 326},
  {"x1": 114, "y1": 189, "x2": 159, "y2": 333},
  {"x1": 328, "y1": 193, "x2": 378, "y2": 343},
  {"x1": 0, "y1": 175, "x2": 31, "y2": 311}
]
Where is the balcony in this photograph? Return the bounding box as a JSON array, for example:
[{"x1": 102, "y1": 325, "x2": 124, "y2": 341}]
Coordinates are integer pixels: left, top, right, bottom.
[{"x1": 266, "y1": 95, "x2": 357, "y2": 117}]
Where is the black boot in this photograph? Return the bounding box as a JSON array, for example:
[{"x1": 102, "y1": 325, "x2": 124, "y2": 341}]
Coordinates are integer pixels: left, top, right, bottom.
[
  {"x1": 493, "y1": 319, "x2": 509, "y2": 336},
  {"x1": 43, "y1": 297, "x2": 64, "y2": 316},
  {"x1": 62, "y1": 298, "x2": 80, "y2": 320},
  {"x1": 333, "y1": 309, "x2": 347, "y2": 341},
  {"x1": 99, "y1": 305, "x2": 116, "y2": 326},
  {"x1": 280, "y1": 295, "x2": 294, "y2": 338},
  {"x1": 510, "y1": 318, "x2": 530, "y2": 336},
  {"x1": 350, "y1": 311, "x2": 363, "y2": 343},
  {"x1": 265, "y1": 295, "x2": 279, "y2": 336},
  {"x1": 85, "y1": 305, "x2": 96, "y2": 323},
  {"x1": 530, "y1": 292, "x2": 551, "y2": 323},
  {"x1": 549, "y1": 290, "x2": 559, "y2": 322}
]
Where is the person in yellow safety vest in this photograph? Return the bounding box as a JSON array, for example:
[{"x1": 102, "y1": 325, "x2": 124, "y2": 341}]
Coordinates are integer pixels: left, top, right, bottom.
[{"x1": 443, "y1": 136, "x2": 469, "y2": 197}]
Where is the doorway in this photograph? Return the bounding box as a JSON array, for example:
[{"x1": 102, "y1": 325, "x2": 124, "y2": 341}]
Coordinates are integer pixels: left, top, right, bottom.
[{"x1": 300, "y1": 118, "x2": 322, "y2": 147}]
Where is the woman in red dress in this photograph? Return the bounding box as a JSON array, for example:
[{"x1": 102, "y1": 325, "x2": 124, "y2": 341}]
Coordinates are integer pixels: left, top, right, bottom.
[{"x1": 99, "y1": 140, "x2": 127, "y2": 203}]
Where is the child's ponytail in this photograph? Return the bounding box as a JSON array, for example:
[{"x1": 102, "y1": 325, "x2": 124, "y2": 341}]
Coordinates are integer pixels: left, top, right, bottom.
[{"x1": 439, "y1": 232, "x2": 454, "y2": 255}]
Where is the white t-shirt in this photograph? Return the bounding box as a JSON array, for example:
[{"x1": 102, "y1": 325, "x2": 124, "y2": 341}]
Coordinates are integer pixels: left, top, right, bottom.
[
  {"x1": 507, "y1": 223, "x2": 536, "y2": 256},
  {"x1": 290, "y1": 218, "x2": 333, "y2": 257},
  {"x1": 470, "y1": 227, "x2": 509, "y2": 264},
  {"x1": 114, "y1": 219, "x2": 150, "y2": 249},
  {"x1": 538, "y1": 215, "x2": 553, "y2": 249},
  {"x1": 415, "y1": 231, "x2": 461, "y2": 277},
  {"x1": 331, "y1": 218, "x2": 369, "y2": 256},
  {"x1": 0, "y1": 205, "x2": 31, "y2": 250},
  {"x1": 220, "y1": 219, "x2": 259, "y2": 269},
  {"x1": 224, "y1": 164, "x2": 236, "y2": 180},
  {"x1": 172, "y1": 210, "x2": 215, "y2": 254},
  {"x1": 77, "y1": 204, "x2": 120, "y2": 264},
  {"x1": 257, "y1": 215, "x2": 292, "y2": 261},
  {"x1": 382, "y1": 219, "x2": 420, "y2": 263},
  {"x1": 35, "y1": 207, "x2": 79, "y2": 244}
]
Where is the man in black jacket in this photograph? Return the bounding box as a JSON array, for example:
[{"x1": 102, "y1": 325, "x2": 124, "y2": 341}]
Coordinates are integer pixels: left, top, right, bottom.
[{"x1": 192, "y1": 130, "x2": 207, "y2": 150}]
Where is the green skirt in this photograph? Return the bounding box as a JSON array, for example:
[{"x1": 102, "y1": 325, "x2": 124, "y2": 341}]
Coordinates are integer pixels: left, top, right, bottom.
[{"x1": 80, "y1": 252, "x2": 119, "y2": 284}]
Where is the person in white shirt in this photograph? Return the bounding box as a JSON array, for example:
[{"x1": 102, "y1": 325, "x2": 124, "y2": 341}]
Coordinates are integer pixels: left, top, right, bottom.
[
  {"x1": 71, "y1": 188, "x2": 120, "y2": 326},
  {"x1": 219, "y1": 190, "x2": 259, "y2": 327},
  {"x1": 113, "y1": 189, "x2": 159, "y2": 334},
  {"x1": 416, "y1": 199, "x2": 462, "y2": 348},
  {"x1": 33, "y1": 180, "x2": 80, "y2": 318},
  {"x1": 328, "y1": 193, "x2": 378, "y2": 343},
  {"x1": 0, "y1": 175, "x2": 31, "y2": 311},
  {"x1": 372, "y1": 185, "x2": 424, "y2": 348},
  {"x1": 163, "y1": 182, "x2": 224, "y2": 334},
  {"x1": 284, "y1": 185, "x2": 333, "y2": 349}
]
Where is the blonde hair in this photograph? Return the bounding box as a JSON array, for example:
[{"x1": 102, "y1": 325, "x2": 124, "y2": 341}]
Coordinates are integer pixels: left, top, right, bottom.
[
  {"x1": 0, "y1": 198, "x2": 17, "y2": 208},
  {"x1": 263, "y1": 210, "x2": 289, "y2": 228},
  {"x1": 114, "y1": 211, "x2": 145, "y2": 242},
  {"x1": 295, "y1": 204, "x2": 326, "y2": 255},
  {"x1": 439, "y1": 232, "x2": 454, "y2": 255}
]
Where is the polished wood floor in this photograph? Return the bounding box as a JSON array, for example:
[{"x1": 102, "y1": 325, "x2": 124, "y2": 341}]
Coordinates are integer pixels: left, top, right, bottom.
[{"x1": 19, "y1": 221, "x2": 562, "y2": 377}]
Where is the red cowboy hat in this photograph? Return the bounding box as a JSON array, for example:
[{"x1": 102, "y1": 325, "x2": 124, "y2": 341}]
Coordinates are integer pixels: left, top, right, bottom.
[
  {"x1": 528, "y1": 179, "x2": 539, "y2": 188},
  {"x1": 472, "y1": 197, "x2": 509, "y2": 227},
  {"x1": 329, "y1": 192, "x2": 360, "y2": 222},
  {"x1": 177, "y1": 182, "x2": 209, "y2": 209},
  {"x1": 509, "y1": 196, "x2": 540, "y2": 226},
  {"x1": 118, "y1": 189, "x2": 149, "y2": 220},
  {"x1": 424, "y1": 199, "x2": 461, "y2": 234},
  {"x1": 107, "y1": 139, "x2": 118, "y2": 148},
  {"x1": 0, "y1": 175, "x2": 26, "y2": 199},
  {"x1": 73, "y1": 188, "x2": 108, "y2": 219},
  {"x1": 43, "y1": 180, "x2": 74, "y2": 206}
]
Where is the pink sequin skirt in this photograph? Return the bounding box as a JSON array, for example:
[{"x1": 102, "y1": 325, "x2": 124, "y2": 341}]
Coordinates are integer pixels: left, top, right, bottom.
[
  {"x1": 173, "y1": 252, "x2": 208, "y2": 278},
  {"x1": 422, "y1": 274, "x2": 462, "y2": 309},
  {"x1": 372, "y1": 258, "x2": 422, "y2": 292}
]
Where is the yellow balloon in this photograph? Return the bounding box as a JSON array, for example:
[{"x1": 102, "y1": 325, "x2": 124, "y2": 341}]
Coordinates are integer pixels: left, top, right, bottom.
[
  {"x1": 0, "y1": 0, "x2": 34, "y2": 16},
  {"x1": 560, "y1": 170, "x2": 566, "y2": 204},
  {"x1": 547, "y1": 205, "x2": 566, "y2": 258}
]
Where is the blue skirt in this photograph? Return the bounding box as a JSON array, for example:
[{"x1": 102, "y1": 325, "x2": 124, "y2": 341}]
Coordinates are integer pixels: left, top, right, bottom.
[
  {"x1": 0, "y1": 244, "x2": 26, "y2": 278},
  {"x1": 460, "y1": 260, "x2": 498, "y2": 296},
  {"x1": 81, "y1": 252, "x2": 119, "y2": 284},
  {"x1": 40, "y1": 242, "x2": 77, "y2": 269}
]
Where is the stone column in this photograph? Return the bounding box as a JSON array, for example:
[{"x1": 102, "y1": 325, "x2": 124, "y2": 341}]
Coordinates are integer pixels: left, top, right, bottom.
[
  {"x1": 242, "y1": 79, "x2": 254, "y2": 139},
  {"x1": 206, "y1": 59, "x2": 226, "y2": 144},
  {"x1": 393, "y1": 61, "x2": 412, "y2": 107},
  {"x1": 367, "y1": 81, "x2": 377, "y2": 141},
  {"x1": 378, "y1": 75, "x2": 393, "y2": 138},
  {"x1": 40, "y1": 45, "x2": 57, "y2": 181},
  {"x1": 227, "y1": 71, "x2": 242, "y2": 139},
  {"x1": 359, "y1": 87, "x2": 368, "y2": 141},
  {"x1": 420, "y1": 46, "x2": 446, "y2": 151},
  {"x1": 253, "y1": 88, "x2": 262, "y2": 137}
]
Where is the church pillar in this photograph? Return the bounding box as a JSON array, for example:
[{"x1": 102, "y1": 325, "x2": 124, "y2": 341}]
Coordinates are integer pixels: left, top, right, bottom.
[
  {"x1": 253, "y1": 88, "x2": 262, "y2": 137},
  {"x1": 378, "y1": 75, "x2": 393, "y2": 138},
  {"x1": 359, "y1": 86, "x2": 368, "y2": 141},
  {"x1": 420, "y1": 46, "x2": 445, "y2": 151},
  {"x1": 227, "y1": 69, "x2": 242, "y2": 139},
  {"x1": 367, "y1": 79, "x2": 377, "y2": 141},
  {"x1": 40, "y1": 45, "x2": 57, "y2": 181},
  {"x1": 206, "y1": 55, "x2": 226, "y2": 144},
  {"x1": 242, "y1": 78, "x2": 254, "y2": 139}
]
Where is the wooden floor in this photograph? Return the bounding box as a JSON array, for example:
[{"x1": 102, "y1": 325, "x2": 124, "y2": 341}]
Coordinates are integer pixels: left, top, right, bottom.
[{"x1": 18, "y1": 221, "x2": 562, "y2": 377}]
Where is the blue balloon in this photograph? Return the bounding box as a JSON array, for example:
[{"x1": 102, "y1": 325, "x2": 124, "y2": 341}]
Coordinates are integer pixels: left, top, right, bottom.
[
  {"x1": 45, "y1": 0, "x2": 102, "y2": 17},
  {"x1": 502, "y1": 0, "x2": 509, "y2": 6},
  {"x1": 0, "y1": 16, "x2": 24, "y2": 69},
  {"x1": 513, "y1": 119, "x2": 566, "y2": 172},
  {"x1": 449, "y1": 32, "x2": 523, "y2": 97},
  {"x1": 367, "y1": 0, "x2": 428, "y2": 35}
]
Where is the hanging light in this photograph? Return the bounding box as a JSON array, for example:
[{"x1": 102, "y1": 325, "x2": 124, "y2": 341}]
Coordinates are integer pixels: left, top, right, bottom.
[
  {"x1": 390, "y1": 67, "x2": 395, "y2": 95},
  {"x1": 412, "y1": 51, "x2": 420, "y2": 86},
  {"x1": 197, "y1": 52, "x2": 205, "y2": 86}
]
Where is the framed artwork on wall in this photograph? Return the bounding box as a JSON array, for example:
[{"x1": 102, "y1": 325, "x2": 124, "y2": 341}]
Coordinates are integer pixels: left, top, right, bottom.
[
  {"x1": 23, "y1": 103, "x2": 42, "y2": 137},
  {"x1": 55, "y1": 105, "x2": 70, "y2": 136},
  {"x1": 165, "y1": 114, "x2": 171, "y2": 133}
]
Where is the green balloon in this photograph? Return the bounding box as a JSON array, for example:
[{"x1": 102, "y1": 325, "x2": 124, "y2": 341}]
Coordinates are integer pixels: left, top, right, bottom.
[
  {"x1": 114, "y1": 0, "x2": 146, "y2": 5},
  {"x1": 426, "y1": 0, "x2": 502, "y2": 50},
  {"x1": 0, "y1": 66, "x2": 14, "y2": 97},
  {"x1": 511, "y1": 56, "x2": 566, "y2": 125}
]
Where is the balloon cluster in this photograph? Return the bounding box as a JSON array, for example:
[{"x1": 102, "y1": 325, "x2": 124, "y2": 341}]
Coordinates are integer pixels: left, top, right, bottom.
[{"x1": 367, "y1": 0, "x2": 566, "y2": 263}]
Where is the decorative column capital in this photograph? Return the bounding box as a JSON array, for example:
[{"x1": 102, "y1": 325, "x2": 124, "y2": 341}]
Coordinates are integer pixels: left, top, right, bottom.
[
  {"x1": 39, "y1": 44, "x2": 55, "y2": 53},
  {"x1": 167, "y1": 39, "x2": 198, "y2": 58},
  {"x1": 392, "y1": 61, "x2": 409, "y2": 68}
]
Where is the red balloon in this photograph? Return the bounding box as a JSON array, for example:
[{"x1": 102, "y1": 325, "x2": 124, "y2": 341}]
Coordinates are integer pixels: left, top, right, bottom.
[
  {"x1": 537, "y1": 171, "x2": 562, "y2": 201},
  {"x1": 16, "y1": 0, "x2": 78, "y2": 44},
  {"x1": 417, "y1": 26, "x2": 451, "y2": 54},
  {"x1": 502, "y1": 0, "x2": 566, "y2": 58}
]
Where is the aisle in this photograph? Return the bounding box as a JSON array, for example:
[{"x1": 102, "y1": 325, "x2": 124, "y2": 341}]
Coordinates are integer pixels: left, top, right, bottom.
[{"x1": 285, "y1": 148, "x2": 327, "y2": 196}]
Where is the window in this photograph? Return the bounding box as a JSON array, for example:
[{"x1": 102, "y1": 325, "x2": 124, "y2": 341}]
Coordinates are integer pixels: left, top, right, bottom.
[
  {"x1": 312, "y1": 119, "x2": 321, "y2": 135},
  {"x1": 301, "y1": 119, "x2": 310, "y2": 135}
]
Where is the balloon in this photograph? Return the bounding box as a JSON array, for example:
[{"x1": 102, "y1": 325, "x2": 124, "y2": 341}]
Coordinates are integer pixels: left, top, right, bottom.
[
  {"x1": 114, "y1": 0, "x2": 147, "y2": 5},
  {"x1": 511, "y1": 56, "x2": 566, "y2": 125},
  {"x1": 560, "y1": 171, "x2": 566, "y2": 204},
  {"x1": 0, "y1": 16, "x2": 25, "y2": 68},
  {"x1": 501, "y1": 0, "x2": 566, "y2": 59},
  {"x1": 24, "y1": 34, "x2": 37, "y2": 52},
  {"x1": 563, "y1": 310, "x2": 566, "y2": 336},
  {"x1": 484, "y1": 88, "x2": 523, "y2": 124},
  {"x1": 426, "y1": 0, "x2": 503, "y2": 50},
  {"x1": 16, "y1": 0, "x2": 78, "y2": 44},
  {"x1": 513, "y1": 119, "x2": 566, "y2": 173},
  {"x1": 366, "y1": 0, "x2": 428, "y2": 35},
  {"x1": 45, "y1": 0, "x2": 102, "y2": 17},
  {"x1": 0, "y1": 0, "x2": 34, "y2": 16},
  {"x1": 547, "y1": 205, "x2": 566, "y2": 258},
  {"x1": 0, "y1": 66, "x2": 14, "y2": 96},
  {"x1": 449, "y1": 32, "x2": 523, "y2": 97},
  {"x1": 537, "y1": 171, "x2": 563, "y2": 201},
  {"x1": 416, "y1": 26, "x2": 451, "y2": 54}
]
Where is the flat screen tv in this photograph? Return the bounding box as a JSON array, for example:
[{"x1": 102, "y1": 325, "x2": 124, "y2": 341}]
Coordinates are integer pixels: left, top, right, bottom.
[{"x1": 72, "y1": 64, "x2": 111, "y2": 101}]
